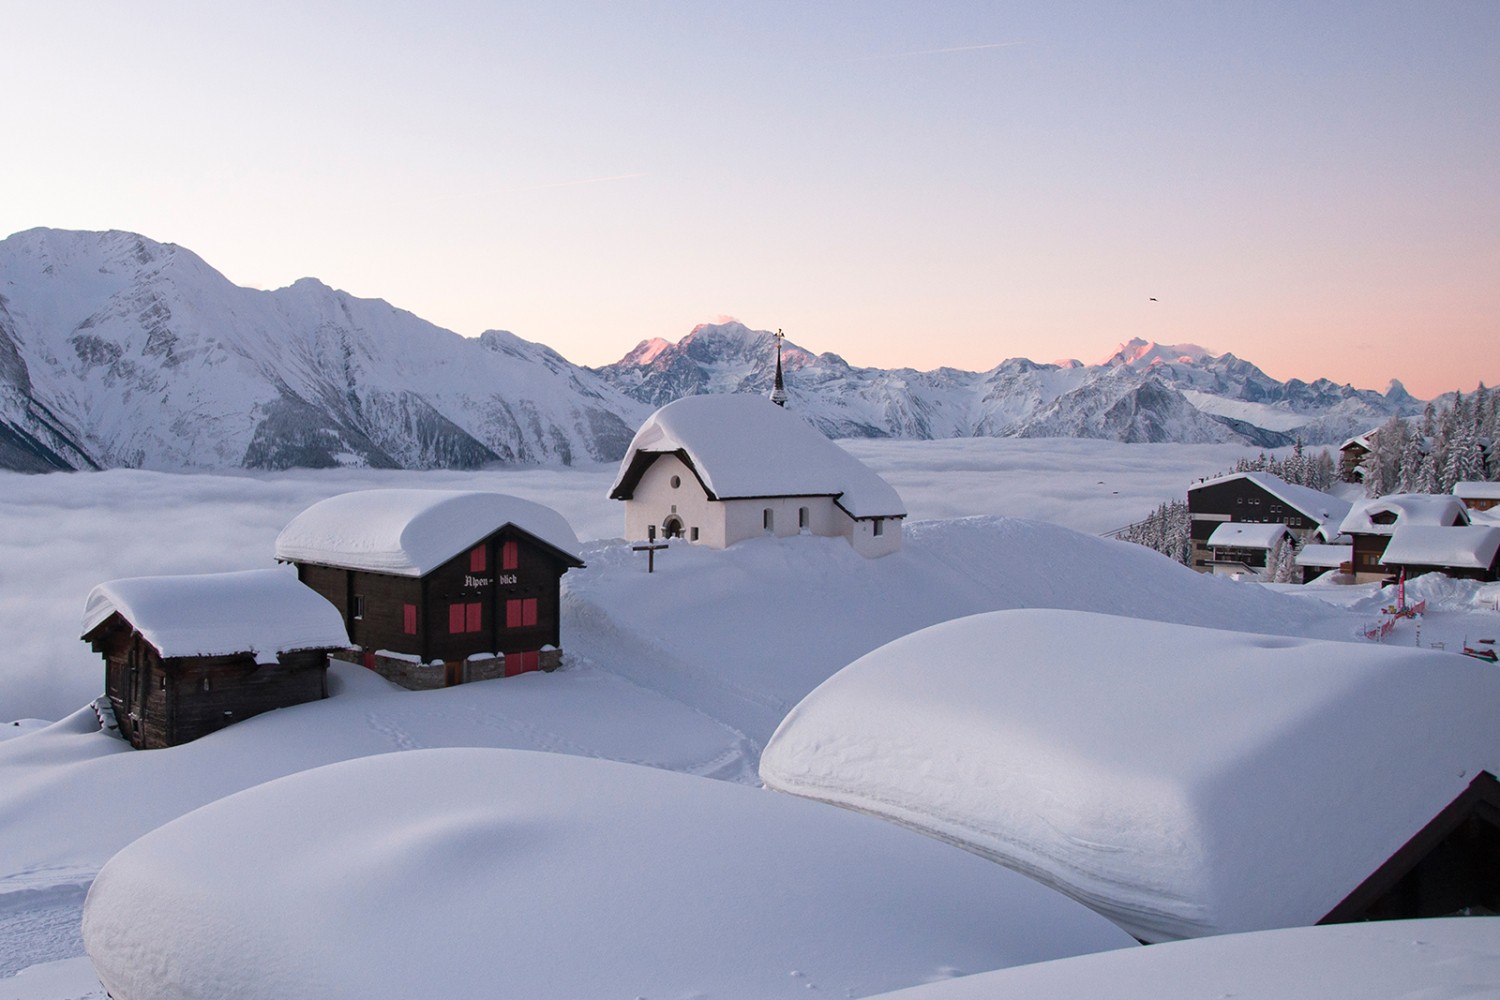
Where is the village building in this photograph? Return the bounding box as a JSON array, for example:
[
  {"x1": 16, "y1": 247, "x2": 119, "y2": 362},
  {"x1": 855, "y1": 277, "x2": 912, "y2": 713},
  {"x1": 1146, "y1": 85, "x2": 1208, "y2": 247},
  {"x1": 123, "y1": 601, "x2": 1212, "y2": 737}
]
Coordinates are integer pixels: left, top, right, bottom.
[
  {"x1": 609, "y1": 394, "x2": 907, "y2": 558},
  {"x1": 1186, "y1": 472, "x2": 1348, "y2": 574},
  {"x1": 1294, "y1": 543, "x2": 1354, "y2": 584},
  {"x1": 274, "y1": 490, "x2": 584, "y2": 689},
  {"x1": 81, "y1": 568, "x2": 350, "y2": 750},
  {"x1": 1339, "y1": 429, "x2": 1378, "y2": 483},
  {"x1": 1454, "y1": 481, "x2": 1500, "y2": 513},
  {"x1": 1202, "y1": 521, "x2": 1295, "y2": 578},
  {"x1": 1379, "y1": 525, "x2": 1500, "y2": 583},
  {"x1": 1338, "y1": 494, "x2": 1470, "y2": 584},
  {"x1": 760, "y1": 608, "x2": 1500, "y2": 944}
]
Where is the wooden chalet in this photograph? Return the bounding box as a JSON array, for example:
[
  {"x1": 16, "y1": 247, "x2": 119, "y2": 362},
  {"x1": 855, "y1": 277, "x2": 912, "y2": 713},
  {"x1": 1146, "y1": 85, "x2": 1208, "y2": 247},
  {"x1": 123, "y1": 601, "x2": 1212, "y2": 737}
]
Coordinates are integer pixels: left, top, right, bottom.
[
  {"x1": 1455, "y1": 481, "x2": 1500, "y2": 513},
  {"x1": 274, "y1": 490, "x2": 585, "y2": 689},
  {"x1": 81, "y1": 568, "x2": 349, "y2": 750},
  {"x1": 1186, "y1": 472, "x2": 1348, "y2": 574},
  {"x1": 1337, "y1": 494, "x2": 1470, "y2": 584},
  {"x1": 1339, "y1": 430, "x2": 1377, "y2": 483},
  {"x1": 1379, "y1": 525, "x2": 1500, "y2": 583},
  {"x1": 1203, "y1": 521, "x2": 1293, "y2": 577}
]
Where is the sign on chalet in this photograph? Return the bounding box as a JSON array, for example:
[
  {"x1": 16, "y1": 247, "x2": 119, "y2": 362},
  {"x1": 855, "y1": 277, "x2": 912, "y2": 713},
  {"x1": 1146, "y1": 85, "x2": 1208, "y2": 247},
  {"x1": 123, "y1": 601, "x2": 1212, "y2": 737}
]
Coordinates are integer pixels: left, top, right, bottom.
[
  {"x1": 609, "y1": 394, "x2": 907, "y2": 558},
  {"x1": 274, "y1": 490, "x2": 585, "y2": 689},
  {"x1": 81, "y1": 568, "x2": 350, "y2": 750}
]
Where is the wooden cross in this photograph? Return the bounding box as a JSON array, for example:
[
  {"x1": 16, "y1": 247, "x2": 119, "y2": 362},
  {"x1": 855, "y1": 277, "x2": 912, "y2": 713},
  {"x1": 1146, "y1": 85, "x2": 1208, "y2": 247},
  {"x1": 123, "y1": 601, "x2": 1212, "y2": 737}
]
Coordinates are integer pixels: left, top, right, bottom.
[{"x1": 631, "y1": 540, "x2": 668, "y2": 573}]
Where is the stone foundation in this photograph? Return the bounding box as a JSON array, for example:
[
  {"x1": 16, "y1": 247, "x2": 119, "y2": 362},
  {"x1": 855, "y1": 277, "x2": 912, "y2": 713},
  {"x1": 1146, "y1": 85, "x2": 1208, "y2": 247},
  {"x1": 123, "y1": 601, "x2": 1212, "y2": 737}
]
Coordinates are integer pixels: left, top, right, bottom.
[{"x1": 332, "y1": 648, "x2": 564, "y2": 690}]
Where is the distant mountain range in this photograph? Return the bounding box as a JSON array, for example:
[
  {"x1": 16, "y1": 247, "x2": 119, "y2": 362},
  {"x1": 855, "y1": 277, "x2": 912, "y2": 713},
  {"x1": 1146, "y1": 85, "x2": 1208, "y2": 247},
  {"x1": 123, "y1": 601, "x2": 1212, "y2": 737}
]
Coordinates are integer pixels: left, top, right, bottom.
[{"x1": 0, "y1": 228, "x2": 1422, "y2": 473}]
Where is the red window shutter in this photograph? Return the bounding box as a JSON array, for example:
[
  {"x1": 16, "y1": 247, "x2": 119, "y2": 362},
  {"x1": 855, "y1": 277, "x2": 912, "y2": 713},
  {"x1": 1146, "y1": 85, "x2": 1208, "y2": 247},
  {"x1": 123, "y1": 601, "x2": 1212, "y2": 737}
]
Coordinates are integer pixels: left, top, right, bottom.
[
  {"x1": 502, "y1": 540, "x2": 519, "y2": 570},
  {"x1": 470, "y1": 546, "x2": 486, "y2": 573},
  {"x1": 466, "y1": 602, "x2": 482, "y2": 633},
  {"x1": 506, "y1": 599, "x2": 521, "y2": 629},
  {"x1": 449, "y1": 604, "x2": 465, "y2": 634},
  {"x1": 520, "y1": 650, "x2": 539, "y2": 673},
  {"x1": 403, "y1": 604, "x2": 417, "y2": 635},
  {"x1": 523, "y1": 598, "x2": 538, "y2": 627}
]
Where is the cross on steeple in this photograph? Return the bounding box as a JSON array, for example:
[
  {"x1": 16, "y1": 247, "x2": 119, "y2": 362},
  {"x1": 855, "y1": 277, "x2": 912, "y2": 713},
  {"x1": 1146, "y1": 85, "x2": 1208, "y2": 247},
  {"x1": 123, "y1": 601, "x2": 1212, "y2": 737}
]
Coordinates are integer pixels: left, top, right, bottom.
[{"x1": 769, "y1": 328, "x2": 788, "y2": 407}]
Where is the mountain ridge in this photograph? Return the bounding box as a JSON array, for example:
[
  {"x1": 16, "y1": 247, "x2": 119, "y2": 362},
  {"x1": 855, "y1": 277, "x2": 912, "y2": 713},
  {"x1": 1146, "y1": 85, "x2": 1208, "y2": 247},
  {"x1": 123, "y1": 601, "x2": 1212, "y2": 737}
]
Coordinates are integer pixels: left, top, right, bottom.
[{"x1": 0, "y1": 228, "x2": 1423, "y2": 473}]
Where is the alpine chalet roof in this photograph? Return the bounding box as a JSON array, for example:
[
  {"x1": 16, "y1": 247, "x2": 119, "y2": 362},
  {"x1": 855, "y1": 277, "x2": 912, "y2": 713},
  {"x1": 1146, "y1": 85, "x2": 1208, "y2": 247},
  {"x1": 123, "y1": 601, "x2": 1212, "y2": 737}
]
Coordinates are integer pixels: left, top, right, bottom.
[
  {"x1": 275, "y1": 490, "x2": 584, "y2": 577},
  {"x1": 1294, "y1": 543, "x2": 1352, "y2": 569},
  {"x1": 1339, "y1": 494, "x2": 1470, "y2": 537},
  {"x1": 1454, "y1": 481, "x2": 1500, "y2": 501},
  {"x1": 1205, "y1": 522, "x2": 1291, "y2": 550},
  {"x1": 1191, "y1": 472, "x2": 1350, "y2": 528},
  {"x1": 609, "y1": 394, "x2": 906, "y2": 519},
  {"x1": 761, "y1": 609, "x2": 1500, "y2": 943},
  {"x1": 1380, "y1": 525, "x2": 1500, "y2": 570},
  {"x1": 82, "y1": 567, "x2": 350, "y2": 663}
]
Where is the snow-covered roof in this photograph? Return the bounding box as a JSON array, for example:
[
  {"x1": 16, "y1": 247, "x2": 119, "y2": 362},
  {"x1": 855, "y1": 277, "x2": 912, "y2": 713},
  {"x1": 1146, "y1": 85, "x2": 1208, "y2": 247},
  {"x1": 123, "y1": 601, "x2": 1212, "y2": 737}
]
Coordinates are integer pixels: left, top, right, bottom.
[
  {"x1": 609, "y1": 394, "x2": 906, "y2": 519},
  {"x1": 1338, "y1": 493, "x2": 1469, "y2": 536},
  {"x1": 1454, "y1": 481, "x2": 1500, "y2": 501},
  {"x1": 1190, "y1": 472, "x2": 1350, "y2": 528},
  {"x1": 867, "y1": 919, "x2": 1500, "y2": 1000},
  {"x1": 82, "y1": 567, "x2": 349, "y2": 663},
  {"x1": 1294, "y1": 543, "x2": 1351, "y2": 568},
  {"x1": 1379, "y1": 525, "x2": 1500, "y2": 571},
  {"x1": 760, "y1": 608, "x2": 1500, "y2": 943},
  {"x1": 81, "y1": 748, "x2": 1133, "y2": 1000},
  {"x1": 1339, "y1": 429, "x2": 1378, "y2": 452},
  {"x1": 1205, "y1": 521, "x2": 1290, "y2": 550},
  {"x1": 274, "y1": 490, "x2": 584, "y2": 576}
]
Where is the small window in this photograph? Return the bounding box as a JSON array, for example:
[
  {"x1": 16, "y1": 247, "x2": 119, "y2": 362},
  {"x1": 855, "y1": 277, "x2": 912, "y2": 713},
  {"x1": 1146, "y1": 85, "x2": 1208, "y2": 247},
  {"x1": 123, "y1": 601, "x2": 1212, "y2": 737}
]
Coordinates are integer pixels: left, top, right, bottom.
[
  {"x1": 403, "y1": 604, "x2": 418, "y2": 635},
  {"x1": 670, "y1": 475, "x2": 681, "y2": 489},
  {"x1": 502, "y1": 540, "x2": 519, "y2": 570},
  {"x1": 353, "y1": 595, "x2": 366, "y2": 620},
  {"x1": 763, "y1": 508, "x2": 774, "y2": 531},
  {"x1": 799, "y1": 506, "x2": 810, "y2": 529},
  {"x1": 450, "y1": 603, "x2": 482, "y2": 634},
  {"x1": 506, "y1": 598, "x2": 538, "y2": 628},
  {"x1": 873, "y1": 519, "x2": 884, "y2": 537},
  {"x1": 690, "y1": 527, "x2": 699, "y2": 541},
  {"x1": 469, "y1": 545, "x2": 486, "y2": 573}
]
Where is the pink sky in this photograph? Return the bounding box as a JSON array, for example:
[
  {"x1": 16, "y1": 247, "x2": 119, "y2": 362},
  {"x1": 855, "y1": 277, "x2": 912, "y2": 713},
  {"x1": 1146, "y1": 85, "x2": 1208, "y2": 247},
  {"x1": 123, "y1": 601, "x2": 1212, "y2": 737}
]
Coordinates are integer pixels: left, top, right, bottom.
[{"x1": 2, "y1": 2, "x2": 1494, "y2": 399}]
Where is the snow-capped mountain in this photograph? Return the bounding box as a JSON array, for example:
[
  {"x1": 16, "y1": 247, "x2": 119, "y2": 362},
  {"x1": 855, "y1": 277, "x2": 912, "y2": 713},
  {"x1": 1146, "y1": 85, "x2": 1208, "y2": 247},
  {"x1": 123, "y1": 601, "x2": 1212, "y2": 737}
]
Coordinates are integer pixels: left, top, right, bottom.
[
  {"x1": 0, "y1": 229, "x2": 1423, "y2": 473},
  {"x1": 0, "y1": 229, "x2": 645, "y2": 472},
  {"x1": 595, "y1": 322, "x2": 1420, "y2": 447}
]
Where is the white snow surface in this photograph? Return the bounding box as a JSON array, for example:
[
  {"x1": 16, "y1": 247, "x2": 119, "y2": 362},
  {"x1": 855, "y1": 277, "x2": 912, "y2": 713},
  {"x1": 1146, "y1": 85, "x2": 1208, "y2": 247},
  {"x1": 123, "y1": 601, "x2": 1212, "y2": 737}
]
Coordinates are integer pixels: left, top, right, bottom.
[
  {"x1": 759, "y1": 608, "x2": 1500, "y2": 942},
  {"x1": 80, "y1": 567, "x2": 348, "y2": 662},
  {"x1": 1380, "y1": 525, "x2": 1500, "y2": 570},
  {"x1": 611, "y1": 393, "x2": 907, "y2": 518},
  {"x1": 81, "y1": 748, "x2": 1135, "y2": 1000},
  {"x1": 1204, "y1": 521, "x2": 1290, "y2": 549},
  {"x1": 273, "y1": 489, "x2": 583, "y2": 575},
  {"x1": 1339, "y1": 493, "x2": 1470, "y2": 535},
  {"x1": 866, "y1": 918, "x2": 1500, "y2": 1000}
]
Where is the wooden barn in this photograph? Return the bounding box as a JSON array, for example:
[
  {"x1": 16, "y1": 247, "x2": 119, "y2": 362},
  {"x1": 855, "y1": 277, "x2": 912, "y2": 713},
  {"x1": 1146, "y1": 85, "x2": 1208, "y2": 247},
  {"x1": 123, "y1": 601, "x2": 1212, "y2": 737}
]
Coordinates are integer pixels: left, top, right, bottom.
[
  {"x1": 81, "y1": 568, "x2": 350, "y2": 750},
  {"x1": 1338, "y1": 493, "x2": 1471, "y2": 584},
  {"x1": 274, "y1": 490, "x2": 585, "y2": 689}
]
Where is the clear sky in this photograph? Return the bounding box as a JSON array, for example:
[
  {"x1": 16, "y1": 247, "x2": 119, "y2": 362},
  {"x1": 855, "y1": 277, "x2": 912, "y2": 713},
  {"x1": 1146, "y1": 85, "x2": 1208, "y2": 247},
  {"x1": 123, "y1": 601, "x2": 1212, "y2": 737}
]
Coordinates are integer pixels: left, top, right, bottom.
[{"x1": 4, "y1": 2, "x2": 1496, "y2": 398}]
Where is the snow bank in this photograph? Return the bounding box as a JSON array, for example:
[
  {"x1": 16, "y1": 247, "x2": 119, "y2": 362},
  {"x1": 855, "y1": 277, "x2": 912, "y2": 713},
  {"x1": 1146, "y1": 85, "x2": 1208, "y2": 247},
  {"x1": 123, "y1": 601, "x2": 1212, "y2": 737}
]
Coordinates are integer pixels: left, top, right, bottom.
[
  {"x1": 610, "y1": 394, "x2": 907, "y2": 518},
  {"x1": 865, "y1": 918, "x2": 1500, "y2": 999},
  {"x1": 274, "y1": 489, "x2": 583, "y2": 576},
  {"x1": 760, "y1": 608, "x2": 1500, "y2": 942},
  {"x1": 80, "y1": 567, "x2": 348, "y2": 662},
  {"x1": 82, "y1": 749, "x2": 1134, "y2": 1000}
]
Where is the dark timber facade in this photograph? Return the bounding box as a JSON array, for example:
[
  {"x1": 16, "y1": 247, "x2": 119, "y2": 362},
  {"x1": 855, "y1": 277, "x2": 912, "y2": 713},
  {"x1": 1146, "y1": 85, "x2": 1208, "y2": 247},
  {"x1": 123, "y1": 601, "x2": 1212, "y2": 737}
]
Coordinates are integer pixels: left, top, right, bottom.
[
  {"x1": 1188, "y1": 476, "x2": 1326, "y2": 573},
  {"x1": 287, "y1": 525, "x2": 582, "y2": 686},
  {"x1": 84, "y1": 615, "x2": 332, "y2": 750}
]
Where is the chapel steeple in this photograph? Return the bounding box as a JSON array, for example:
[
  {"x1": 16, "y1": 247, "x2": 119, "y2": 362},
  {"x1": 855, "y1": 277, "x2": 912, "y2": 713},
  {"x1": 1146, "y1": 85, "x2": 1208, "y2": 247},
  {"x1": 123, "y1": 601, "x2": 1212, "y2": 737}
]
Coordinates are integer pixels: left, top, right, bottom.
[{"x1": 769, "y1": 328, "x2": 788, "y2": 407}]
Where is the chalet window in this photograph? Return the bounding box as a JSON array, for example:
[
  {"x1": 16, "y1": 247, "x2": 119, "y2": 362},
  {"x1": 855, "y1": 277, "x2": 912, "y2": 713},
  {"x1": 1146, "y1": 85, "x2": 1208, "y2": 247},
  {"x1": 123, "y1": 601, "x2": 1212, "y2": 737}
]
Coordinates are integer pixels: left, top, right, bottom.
[
  {"x1": 670, "y1": 475, "x2": 681, "y2": 489},
  {"x1": 353, "y1": 595, "x2": 366, "y2": 620},
  {"x1": 506, "y1": 597, "x2": 538, "y2": 628},
  {"x1": 403, "y1": 603, "x2": 418, "y2": 635},
  {"x1": 502, "y1": 540, "x2": 519, "y2": 571},
  {"x1": 449, "y1": 603, "x2": 483, "y2": 634},
  {"x1": 690, "y1": 527, "x2": 699, "y2": 541},
  {"x1": 470, "y1": 545, "x2": 486, "y2": 573},
  {"x1": 873, "y1": 519, "x2": 884, "y2": 537},
  {"x1": 764, "y1": 508, "x2": 774, "y2": 531},
  {"x1": 799, "y1": 507, "x2": 809, "y2": 529}
]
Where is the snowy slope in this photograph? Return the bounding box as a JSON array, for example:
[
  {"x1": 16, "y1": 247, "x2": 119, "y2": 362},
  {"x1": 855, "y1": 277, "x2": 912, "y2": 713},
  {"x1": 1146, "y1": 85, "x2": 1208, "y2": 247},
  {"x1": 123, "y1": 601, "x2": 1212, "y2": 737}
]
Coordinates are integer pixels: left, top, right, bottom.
[
  {"x1": 82, "y1": 749, "x2": 1135, "y2": 1000},
  {"x1": 0, "y1": 229, "x2": 645, "y2": 471}
]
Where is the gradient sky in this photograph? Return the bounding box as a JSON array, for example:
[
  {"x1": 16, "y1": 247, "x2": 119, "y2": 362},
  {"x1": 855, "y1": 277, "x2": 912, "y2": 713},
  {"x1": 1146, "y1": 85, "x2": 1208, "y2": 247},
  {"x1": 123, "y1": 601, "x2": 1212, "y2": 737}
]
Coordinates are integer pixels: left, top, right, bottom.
[{"x1": 4, "y1": 2, "x2": 1496, "y2": 398}]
